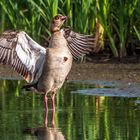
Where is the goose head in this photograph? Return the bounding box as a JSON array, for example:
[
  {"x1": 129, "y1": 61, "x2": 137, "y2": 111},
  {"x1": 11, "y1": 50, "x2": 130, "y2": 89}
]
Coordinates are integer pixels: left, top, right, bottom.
[{"x1": 50, "y1": 14, "x2": 67, "y2": 33}]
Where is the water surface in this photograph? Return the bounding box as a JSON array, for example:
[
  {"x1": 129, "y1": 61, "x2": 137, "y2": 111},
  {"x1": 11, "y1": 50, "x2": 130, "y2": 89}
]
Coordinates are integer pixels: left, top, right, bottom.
[{"x1": 0, "y1": 80, "x2": 140, "y2": 140}]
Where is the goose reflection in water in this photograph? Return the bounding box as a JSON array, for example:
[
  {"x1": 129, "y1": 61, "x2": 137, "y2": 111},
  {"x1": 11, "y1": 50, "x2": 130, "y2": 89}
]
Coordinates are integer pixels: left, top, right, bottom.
[
  {"x1": 24, "y1": 127, "x2": 65, "y2": 140},
  {"x1": 24, "y1": 107, "x2": 65, "y2": 140}
]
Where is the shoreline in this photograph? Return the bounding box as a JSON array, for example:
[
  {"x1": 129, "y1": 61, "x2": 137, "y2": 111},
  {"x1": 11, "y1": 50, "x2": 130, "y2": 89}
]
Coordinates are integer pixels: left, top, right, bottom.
[{"x1": 0, "y1": 62, "x2": 140, "y2": 83}]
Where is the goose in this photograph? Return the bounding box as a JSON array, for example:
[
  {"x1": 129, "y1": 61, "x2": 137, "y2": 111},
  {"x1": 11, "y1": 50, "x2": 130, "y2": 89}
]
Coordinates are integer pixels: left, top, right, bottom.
[{"x1": 0, "y1": 14, "x2": 96, "y2": 126}]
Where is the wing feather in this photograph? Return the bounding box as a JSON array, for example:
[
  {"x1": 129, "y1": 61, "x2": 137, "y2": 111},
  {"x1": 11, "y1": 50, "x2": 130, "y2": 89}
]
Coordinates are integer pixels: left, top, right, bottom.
[
  {"x1": 62, "y1": 27, "x2": 96, "y2": 60},
  {"x1": 0, "y1": 30, "x2": 46, "y2": 83}
]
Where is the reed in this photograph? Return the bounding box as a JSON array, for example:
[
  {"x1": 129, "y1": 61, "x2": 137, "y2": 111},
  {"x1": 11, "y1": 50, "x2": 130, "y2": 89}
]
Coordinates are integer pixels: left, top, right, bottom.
[
  {"x1": 133, "y1": 1, "x2": 140, "y2": 41},
  {"x1": 112, "y1": 0, "x2": 139, "y2": 58},
  {"x1": 0, "y1": 0, "x2": 140, "y2": 57},
  {"x1": 134, "y1": 26, "x2": 140, "y2": 41},
  {"x1": 96, "y1": 0, "x2": 119, "y2": 57}
]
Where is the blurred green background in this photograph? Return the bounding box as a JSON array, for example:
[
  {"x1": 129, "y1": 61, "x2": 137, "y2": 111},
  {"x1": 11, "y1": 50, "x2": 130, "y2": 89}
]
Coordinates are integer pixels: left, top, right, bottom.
[{"x1": 0, "y1": 0, "x2": 140, "y2": 58}]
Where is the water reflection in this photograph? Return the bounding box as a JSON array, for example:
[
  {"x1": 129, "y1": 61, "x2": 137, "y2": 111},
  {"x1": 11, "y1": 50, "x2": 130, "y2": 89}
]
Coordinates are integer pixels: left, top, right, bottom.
[
  {"x1": 0, "y1": 80, "x2": 140, "y2": 140},
  {"x1": 23, "y1": 95, "x2": 66, "y2": 140},
  {"x1": 70, "y1": 80, "x2": 140, "y2": 97},
  {"x1": 24, "y1": 127, "x2": 65, "y2": 140}
]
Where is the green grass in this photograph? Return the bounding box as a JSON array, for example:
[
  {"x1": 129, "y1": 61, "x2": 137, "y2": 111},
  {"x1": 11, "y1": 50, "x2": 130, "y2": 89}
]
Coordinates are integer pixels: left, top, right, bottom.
[{"x1": 0, "y1": 0, "x2": 140, "y2": 58}]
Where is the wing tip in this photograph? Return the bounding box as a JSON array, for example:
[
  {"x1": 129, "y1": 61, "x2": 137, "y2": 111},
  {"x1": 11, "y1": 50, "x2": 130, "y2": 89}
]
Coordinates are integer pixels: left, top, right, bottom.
[{"x1": 24, "y1": 73, "x2": 33, "y2": 83}]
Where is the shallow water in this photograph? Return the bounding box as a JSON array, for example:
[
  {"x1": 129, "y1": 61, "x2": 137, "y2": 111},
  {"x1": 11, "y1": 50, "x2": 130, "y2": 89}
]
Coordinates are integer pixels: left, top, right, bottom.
[{"x1": 0, "y1": 80, "x2": 140, "y2": 140}]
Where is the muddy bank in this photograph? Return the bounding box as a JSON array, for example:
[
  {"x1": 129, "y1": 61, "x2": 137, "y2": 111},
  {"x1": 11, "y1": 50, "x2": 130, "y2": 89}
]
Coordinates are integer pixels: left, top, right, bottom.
[
  {"x1": 70, "y1": 62, "x2": 140, "y2": 83},
  {"x1": 0, "y1": 62, "x2": 140, "y2": 83}
]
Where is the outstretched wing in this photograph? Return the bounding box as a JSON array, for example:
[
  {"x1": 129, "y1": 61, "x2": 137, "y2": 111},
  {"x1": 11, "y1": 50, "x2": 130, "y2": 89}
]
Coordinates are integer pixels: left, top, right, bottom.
[
  {"x1": 61, "y1": 27, "x2": 96, "y2": 60},
  {"x1": 0, "y1": 30, "x2": 46, "y2": 83}
]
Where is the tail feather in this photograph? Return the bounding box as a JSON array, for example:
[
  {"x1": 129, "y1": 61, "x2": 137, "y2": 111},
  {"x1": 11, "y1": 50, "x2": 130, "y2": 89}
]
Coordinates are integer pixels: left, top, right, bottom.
[{"x1": 22, "y1": 83, "x2": 38, "y2": 92}]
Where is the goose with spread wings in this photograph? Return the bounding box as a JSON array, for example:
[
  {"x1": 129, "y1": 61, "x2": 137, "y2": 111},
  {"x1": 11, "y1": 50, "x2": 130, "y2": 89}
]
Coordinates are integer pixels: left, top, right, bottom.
[{"x1": 0, "y1": 14, "x2": 96, "y2": 126}]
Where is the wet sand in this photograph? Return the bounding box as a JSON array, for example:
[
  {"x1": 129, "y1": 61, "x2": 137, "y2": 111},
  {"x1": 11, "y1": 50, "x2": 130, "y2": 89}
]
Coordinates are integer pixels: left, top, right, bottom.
[
  {"x1": 70, "y1": 62, "x2": 140, "y2": 83},
  {"x1": 0, "y1": 62, "x2": 140, "y2": 83}
]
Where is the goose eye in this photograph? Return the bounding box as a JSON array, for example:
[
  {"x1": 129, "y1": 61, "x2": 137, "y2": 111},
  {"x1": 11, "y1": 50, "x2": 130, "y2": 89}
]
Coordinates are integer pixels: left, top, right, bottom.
[{"x1": 55, "y1": 16, "x2": 59, "y2": 20}]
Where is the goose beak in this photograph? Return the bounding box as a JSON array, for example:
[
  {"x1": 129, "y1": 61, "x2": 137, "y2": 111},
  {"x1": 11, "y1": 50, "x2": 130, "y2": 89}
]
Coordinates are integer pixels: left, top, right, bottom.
[{"x1": 61, "y1": 16, "x2": 67, "y2": 21}]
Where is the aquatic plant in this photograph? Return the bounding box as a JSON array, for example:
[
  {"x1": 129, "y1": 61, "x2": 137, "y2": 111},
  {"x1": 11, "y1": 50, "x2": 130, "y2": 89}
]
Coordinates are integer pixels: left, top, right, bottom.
[{"x1": 0, "y1": 0, "x2": 140, "y2": 58}]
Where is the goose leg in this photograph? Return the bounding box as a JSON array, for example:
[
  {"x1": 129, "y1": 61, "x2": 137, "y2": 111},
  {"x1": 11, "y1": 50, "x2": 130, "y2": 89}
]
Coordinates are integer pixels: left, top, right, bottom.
[
  {"x1": 44, "y1": 95, "x2": 48, "y2": 127},
  {"x1": 51, "y1": 92, "x2": 56, "y2": 127}
]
